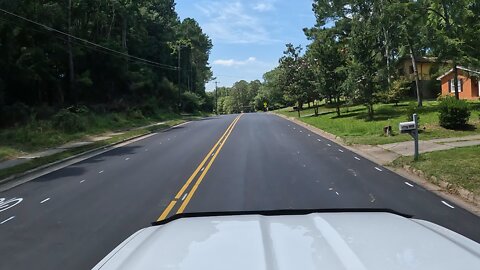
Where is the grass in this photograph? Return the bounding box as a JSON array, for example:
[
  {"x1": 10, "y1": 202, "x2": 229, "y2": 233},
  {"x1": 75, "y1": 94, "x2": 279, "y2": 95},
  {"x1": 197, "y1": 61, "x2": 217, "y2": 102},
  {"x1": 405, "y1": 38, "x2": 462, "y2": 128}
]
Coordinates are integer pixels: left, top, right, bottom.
[
  {"x1": 0, "y1": 118, "x2": 188, "y2": 180},
  {"x1": 0, "y1": 110, "x2": 196, "y2": 161},
  {"x1": 277, "y1": 100, "x2": 480, "y2": 145},
  {"x1": 392, "y1": 145, "x2": 480, "y2": 196}
]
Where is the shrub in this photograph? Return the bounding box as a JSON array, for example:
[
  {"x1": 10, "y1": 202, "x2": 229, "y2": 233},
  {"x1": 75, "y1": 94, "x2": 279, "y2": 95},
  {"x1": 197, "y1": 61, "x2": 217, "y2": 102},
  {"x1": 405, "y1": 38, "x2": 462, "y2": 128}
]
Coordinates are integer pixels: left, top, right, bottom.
[
  {"x1": 438, "y1": 96, "x2": 471, "y2": 129},
  {"x1": 182, "y1": 91, "x2": 204, "y2": 113},
  {"x1": 127, "y1": 109, "x2": 144, "y2": 120},
  {"x1": 52, "y1": 109, "x2": 87, "y2": 133},
  {"x1": 380, "y1": 78, "x2": 410, "y2": 105}
]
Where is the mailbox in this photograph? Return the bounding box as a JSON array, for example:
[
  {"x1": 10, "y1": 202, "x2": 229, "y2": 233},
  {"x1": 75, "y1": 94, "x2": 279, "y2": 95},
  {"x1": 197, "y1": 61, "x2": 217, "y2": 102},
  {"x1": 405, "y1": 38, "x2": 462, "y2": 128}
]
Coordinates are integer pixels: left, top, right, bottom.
[{"x1": 399, "y1": 121, "x2": 416, "y2": 133}]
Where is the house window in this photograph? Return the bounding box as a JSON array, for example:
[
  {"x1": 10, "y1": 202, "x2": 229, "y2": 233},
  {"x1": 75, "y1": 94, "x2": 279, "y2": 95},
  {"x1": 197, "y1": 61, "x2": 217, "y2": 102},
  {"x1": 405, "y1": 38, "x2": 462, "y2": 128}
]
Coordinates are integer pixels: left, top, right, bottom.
[{"x1": 449, "y1": 78, "x2": 463, "y2": 93}]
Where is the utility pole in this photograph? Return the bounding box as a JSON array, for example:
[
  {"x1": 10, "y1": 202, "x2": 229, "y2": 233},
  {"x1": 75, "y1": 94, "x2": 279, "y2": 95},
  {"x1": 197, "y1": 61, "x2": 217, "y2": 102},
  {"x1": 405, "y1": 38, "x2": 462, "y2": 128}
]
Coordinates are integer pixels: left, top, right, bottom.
[
  {"x1": 178, "y1": 45, "x2": 182, "y2": 107},
  {"x1": 215, "y1": 81, "x2": 218, "y2": 115},
  {"x1": 67, "y1": 0, "x2": 75, "y2": 103}
]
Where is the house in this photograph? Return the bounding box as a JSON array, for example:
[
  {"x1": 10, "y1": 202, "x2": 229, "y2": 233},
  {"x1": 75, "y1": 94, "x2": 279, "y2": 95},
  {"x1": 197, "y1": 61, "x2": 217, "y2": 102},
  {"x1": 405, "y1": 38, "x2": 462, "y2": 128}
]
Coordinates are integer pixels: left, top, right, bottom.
[
  {"x1": 437, "y1": 66, "x2": 480, "y2": 100},
  {"x1": 398, "y1": 57, "x2": 445, "y2": 98}
]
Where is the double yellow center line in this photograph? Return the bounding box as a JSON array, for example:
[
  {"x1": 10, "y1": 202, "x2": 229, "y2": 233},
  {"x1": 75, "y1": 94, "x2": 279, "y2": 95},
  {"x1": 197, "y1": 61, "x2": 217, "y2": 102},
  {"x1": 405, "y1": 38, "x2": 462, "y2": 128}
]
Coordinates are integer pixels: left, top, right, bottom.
[{"x1": 157, "y1": 114, "x2": 243, "y2": 221}]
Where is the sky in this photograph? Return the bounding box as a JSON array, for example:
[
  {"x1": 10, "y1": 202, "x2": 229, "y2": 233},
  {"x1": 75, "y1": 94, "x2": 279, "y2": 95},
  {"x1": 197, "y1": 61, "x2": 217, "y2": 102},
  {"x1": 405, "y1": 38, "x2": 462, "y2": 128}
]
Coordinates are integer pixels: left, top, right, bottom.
[{"x1": 175, "y1": 0, "x2": 317, "y2": 91}]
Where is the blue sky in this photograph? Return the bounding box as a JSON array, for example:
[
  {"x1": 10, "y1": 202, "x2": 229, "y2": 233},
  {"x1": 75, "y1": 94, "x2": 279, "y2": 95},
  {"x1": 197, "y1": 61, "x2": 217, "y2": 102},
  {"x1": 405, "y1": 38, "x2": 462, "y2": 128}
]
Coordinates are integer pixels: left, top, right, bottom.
[{"x1": 175, "y1": 0, "x2": 316, "y2": 91}]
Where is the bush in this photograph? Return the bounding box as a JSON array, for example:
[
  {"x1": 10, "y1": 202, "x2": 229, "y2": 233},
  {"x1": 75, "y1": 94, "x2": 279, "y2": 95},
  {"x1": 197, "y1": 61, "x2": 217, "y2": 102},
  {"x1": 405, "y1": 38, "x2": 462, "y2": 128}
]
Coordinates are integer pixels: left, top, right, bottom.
[
  {"x1": 438, "y1": 96, "x2": 471, "y2": 129},
  {"x1": 140, "y1": 98, "x2": 160, "y2": 117},
  {"x1": 182, "y1": 92, "x2": 204, "y2": 113},
  {"x1": 380, "y1": 78, "x2": 410, "y2": 105},
  {"x1": 52, "y1": 109, "x2": 87, "y2": 133},
  {"x1": 127, "y1": 109, "x2": 145, "y2": 120}
]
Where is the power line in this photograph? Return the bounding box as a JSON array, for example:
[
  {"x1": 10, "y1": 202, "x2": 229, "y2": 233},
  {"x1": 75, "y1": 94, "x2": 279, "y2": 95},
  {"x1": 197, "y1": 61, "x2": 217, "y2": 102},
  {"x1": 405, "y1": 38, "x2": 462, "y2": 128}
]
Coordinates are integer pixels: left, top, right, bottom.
[{"x1": 0, "y1": 7, "x2": 179, "y2": 71}]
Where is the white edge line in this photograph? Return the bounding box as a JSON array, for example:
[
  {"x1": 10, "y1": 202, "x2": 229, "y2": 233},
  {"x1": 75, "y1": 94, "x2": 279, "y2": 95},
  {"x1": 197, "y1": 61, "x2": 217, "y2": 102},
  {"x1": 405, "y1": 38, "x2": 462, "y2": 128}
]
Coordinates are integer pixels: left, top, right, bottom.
[
  {"x1": 441, "y1": 201, "x2": 455, "y2": 209},
  {"x1": 40, "y1": 198, "x2": 51, "y2": 204},
  {"x1": 375, "y1": 167, "x2": 383, "y2": 172},
  {"x1": 1, "y1": 216, "x2": 15, "y2": 224},
  {"x1": 405, "y1": 182, "x2": 414, "y2": 187}
]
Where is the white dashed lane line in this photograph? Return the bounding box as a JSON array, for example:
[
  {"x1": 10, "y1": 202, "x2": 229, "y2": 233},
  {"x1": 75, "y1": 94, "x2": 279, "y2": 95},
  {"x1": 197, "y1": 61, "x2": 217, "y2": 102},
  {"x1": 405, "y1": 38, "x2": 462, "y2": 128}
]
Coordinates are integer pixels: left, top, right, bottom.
[
  {"x1": 327, "y1": 144, "x2": 331, "y2": 147},
  {"x1": 307, "y1": 134, "x2": 311, "y2": 137},
  {"x1": 354, "y1": 157, "x2": 361, "y2": 161},
  {"x1": 125, "y1": 157, "x2": 130, "y2": 161},
  {"x1": 338, "y1": 149, "x2": 344, "y2": 153},
  {"x1": 0, "y1": 216, "x2": 15, "y2": 225},
  {"x1": 40, "y1": 198, "x2": 50, "y2": 204},
  {"x1": 374, "y1": 167, "x2": 383, "y2": 172},
  {"x1": 317, "y1": 139, "x2": 322, "y2": 142},
  {"x1": 80, "y1": 179, "x2": 86, "y2": 183},
  {"x1": 405, "y1": 182, "x2": 414, "y2": 187},
  {"x1": 98, "y1": 170, "x2": 104, "y2": 174},
  {"x1": 441, "y1": 201, "x2": 455, "y2": 209}
]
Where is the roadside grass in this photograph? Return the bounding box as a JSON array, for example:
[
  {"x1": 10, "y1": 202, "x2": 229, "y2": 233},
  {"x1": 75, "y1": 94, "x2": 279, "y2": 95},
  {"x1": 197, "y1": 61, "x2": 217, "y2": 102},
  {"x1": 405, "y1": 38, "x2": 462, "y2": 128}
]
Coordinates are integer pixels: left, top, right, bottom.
[
  {"x1": 0, "y1": 118, "x2": 187, "y2": 180},
  {"x1": 277, "y1": 100, "x2": 480, "y2": 145},
  {"x1": 392, "y1": 145, "x2": 480, "y2": 196},
  {"x1": 0, "y1": 110, "x2": 193, "y2": 161}
]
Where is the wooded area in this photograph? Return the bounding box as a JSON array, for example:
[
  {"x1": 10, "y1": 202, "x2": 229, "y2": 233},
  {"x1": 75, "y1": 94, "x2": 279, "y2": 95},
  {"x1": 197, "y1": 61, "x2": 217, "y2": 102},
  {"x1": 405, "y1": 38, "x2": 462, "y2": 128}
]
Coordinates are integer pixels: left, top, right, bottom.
[
  {"x1": 220, "y1": 0, "x2": 480, "y2": 118},
  {"x1": 0, "y1": 0, "x2": 213, "y2": 128}
]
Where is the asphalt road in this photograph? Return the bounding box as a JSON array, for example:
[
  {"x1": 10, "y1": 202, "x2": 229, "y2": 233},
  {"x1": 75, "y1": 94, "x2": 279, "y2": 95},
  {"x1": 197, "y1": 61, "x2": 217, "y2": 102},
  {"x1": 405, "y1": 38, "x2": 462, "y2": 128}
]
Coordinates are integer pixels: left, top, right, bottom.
[{"x1": 1, "y1": 113, "x2": 479, "y2": 269}]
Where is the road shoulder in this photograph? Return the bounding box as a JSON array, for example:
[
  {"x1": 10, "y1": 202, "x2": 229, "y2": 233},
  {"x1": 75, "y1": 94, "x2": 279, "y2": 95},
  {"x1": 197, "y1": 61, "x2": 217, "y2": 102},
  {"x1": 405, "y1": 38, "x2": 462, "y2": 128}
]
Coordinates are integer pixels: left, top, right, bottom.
[{"x1": 271, "y1": 112, "x2": 480, "y2": 216}]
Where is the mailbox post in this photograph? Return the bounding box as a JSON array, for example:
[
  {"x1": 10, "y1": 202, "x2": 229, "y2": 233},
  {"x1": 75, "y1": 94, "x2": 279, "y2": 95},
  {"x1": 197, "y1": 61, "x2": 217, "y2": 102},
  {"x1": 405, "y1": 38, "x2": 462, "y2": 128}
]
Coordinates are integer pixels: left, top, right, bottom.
[{"x1": 399, "y1": 113, "x2": 419, "y2": 161}]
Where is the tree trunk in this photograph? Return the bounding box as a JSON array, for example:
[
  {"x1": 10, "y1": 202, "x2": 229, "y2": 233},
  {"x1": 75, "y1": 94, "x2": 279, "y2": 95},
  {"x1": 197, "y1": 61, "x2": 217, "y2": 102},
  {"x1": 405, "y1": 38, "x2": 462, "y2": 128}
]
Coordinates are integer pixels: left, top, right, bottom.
[
  {"x1": 107, "y1": 4, "x2": 115, "y2": 40},
  {"x1": 408, "y1": 40, "x2": 422, "y2": 107},
  {"x1": 67, "y1": 0, "x2": 76, "y2": 104},
  {"x1": 383, "y1": 27, "x2": 391, "y2": 87},
  {"x1": 335, "y1": 96, "x2": 340, "y2": 116}
]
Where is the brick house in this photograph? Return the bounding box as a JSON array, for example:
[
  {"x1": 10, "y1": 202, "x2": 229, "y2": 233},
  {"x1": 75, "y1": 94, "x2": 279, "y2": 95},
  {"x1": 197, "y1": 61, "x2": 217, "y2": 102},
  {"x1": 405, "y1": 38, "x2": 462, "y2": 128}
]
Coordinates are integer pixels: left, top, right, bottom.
[{"x1": 437, "y1": 66, "x2": 480, "y2": 100}]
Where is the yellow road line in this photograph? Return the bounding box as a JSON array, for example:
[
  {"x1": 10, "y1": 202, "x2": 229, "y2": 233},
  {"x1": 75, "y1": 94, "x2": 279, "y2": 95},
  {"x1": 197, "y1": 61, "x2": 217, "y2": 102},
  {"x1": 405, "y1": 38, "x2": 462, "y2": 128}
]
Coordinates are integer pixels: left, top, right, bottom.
[
  {"x1": 176, "y1": 114, "x2": 242, "y2": 214},
  {"x1": 173, "y1": 115, "x2": 240, "y2": 200},
  {"x1": 156, "y1": 115, "x2": 241, "y2": 221},
  {"x1": 158, "y1": 200, "x2": 177, "y2": 221}
]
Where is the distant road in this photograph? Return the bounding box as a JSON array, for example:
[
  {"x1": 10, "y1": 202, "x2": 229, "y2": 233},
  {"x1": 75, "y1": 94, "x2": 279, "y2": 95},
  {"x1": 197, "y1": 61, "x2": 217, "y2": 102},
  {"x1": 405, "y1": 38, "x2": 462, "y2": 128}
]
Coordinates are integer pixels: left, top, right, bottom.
[{"x1": 1, "y1": 113, "x2": 479, "y2": 270}]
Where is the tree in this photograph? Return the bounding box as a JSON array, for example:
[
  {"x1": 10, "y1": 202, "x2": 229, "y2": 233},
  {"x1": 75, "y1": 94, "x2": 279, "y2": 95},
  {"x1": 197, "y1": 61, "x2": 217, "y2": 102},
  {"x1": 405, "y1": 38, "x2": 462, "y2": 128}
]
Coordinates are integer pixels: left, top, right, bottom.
[{"x1": 426, "y1": 0, "x2": 480, "y2": 99}]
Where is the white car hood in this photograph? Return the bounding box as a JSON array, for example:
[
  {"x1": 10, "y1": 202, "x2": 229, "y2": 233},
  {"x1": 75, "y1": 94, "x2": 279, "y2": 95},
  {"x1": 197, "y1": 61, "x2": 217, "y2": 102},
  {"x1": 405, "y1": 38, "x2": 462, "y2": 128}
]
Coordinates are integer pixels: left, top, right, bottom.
[{"x1": 93, "y1": 212, "x2": 480, "y2": 270}]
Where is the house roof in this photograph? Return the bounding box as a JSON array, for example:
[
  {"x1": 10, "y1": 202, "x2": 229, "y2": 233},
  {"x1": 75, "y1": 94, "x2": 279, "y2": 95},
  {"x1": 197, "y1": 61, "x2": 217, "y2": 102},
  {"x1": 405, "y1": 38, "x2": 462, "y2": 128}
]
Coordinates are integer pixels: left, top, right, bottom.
[
  {"x1": 399, "y1": 56, "x2": 440, "y2": 63},
  {"x1": 436, "y1": 66, "x2": 480, "y2": 80}
]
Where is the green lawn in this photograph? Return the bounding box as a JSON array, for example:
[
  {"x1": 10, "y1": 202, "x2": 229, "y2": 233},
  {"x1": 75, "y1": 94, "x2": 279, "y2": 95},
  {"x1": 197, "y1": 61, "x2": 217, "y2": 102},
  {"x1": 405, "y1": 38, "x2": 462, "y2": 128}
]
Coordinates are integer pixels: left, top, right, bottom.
[
  {"x1": 0, "y1": 118, "x2": 187, "y2": 180},
  {"x1": 0, "y1": 110, "x2": 205, "y2": 161},
  {"x1": 277, "y1": 100, "x2": 480, "y2": 145},
  {"x1": 393, "y1": 145, "x2": 480, "y2": 196}
]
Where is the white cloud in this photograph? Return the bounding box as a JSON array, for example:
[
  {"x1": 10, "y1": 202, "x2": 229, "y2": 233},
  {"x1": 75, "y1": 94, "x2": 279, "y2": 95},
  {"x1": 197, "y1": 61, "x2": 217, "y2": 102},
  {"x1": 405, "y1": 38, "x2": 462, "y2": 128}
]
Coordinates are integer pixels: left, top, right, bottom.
[
  {"x1": 213, "y1": 57, "x2": 257, "y2": 67},
  {"x1": 253, "y1": 1, "x2": 275, "y2": 12},
  {"x1": 194, "y1": 1, "x2": 278, "y2": 44}
]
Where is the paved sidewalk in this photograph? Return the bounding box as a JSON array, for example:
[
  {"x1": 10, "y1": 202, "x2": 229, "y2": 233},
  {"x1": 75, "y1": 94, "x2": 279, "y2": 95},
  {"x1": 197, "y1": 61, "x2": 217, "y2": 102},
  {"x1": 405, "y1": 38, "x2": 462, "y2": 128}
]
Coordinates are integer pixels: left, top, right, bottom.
[
  {"x1": 378, "y1": 134, "x2": 480, "y2": 157},
  {"x1": 0, "y1": 121, "x2": 167, "y2": 171}
]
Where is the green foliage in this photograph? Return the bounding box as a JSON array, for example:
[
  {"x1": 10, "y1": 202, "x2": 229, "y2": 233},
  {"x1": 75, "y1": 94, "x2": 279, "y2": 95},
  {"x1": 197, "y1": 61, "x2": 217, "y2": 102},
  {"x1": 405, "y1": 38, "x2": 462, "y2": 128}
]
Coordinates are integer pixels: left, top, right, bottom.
[
  {"x1": 438, "y1": 96, "x2": 471, "y2": 129},
  {"x1": 380, "y1": 79, "x2": 411, "y2": 105},
  {"x1": 182, "y1": 92, "x2": 204, "y2": 113},
  {"x1": 0, "y1": 102, "x2": 32, "y2": 127},
  {"x1": 0, "y1": 0, "x2": 212, "y2": 124},
  {"x1": 52, "y1": 109, "x2": 87, "y2": 133}
]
